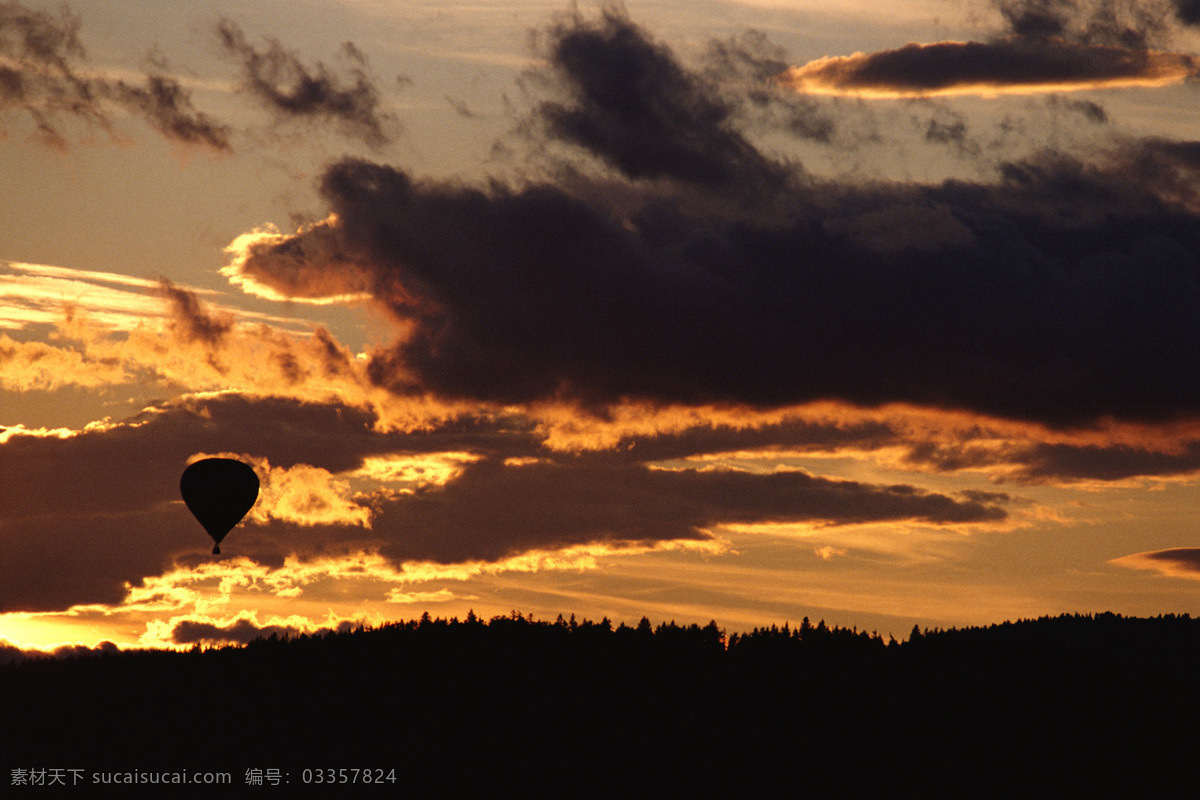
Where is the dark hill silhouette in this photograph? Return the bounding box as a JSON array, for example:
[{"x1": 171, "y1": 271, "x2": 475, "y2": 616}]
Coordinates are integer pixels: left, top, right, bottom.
[{"x1": 3, "y1": 611, "x2": 1198, "y2": 786}]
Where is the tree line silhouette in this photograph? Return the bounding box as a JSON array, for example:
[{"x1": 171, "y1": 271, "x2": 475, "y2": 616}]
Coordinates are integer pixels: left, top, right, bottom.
[{"x1": 4, "y1": 610, "x2": 1199, "y2": 776}]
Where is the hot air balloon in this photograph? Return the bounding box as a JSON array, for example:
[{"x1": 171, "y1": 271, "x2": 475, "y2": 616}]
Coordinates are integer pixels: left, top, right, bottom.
[{"x1": 180, "y1": 458, "x2": 260, "y2": 555}]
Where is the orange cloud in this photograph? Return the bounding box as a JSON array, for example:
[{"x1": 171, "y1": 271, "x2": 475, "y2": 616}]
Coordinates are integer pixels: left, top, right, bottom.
[
  {"x1": 0, "y1": 333, "x2": 131, "y2": 391},
  {"x1": 0, "y1": 540, "x2": 730, "y2": 651},
  {"x1": 222, "y1": 217, "x2": 373, "y2": 305},
  {"x1": 247, "y1": 458, "x2": 373, "y2": 528},
  {"x1": 353, "y1": 452, "x2": 481, "y2": 491},
  {"x1": 0, "y1": 264, "x2": 476, "y2": 432}
]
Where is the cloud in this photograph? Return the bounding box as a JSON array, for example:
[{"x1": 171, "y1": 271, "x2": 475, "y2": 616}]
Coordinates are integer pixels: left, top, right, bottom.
[
  {"x1": 1110, "y1": 547, "x2": 1200, "y2": 579},
  {"x1": 0, "y1": 333, "x2": 130, "y2": 391},
  {"x1": 994, "y1": 0, "x2": 1178, "y2": 48},
  {"x1": 1175, "y1": 0, "x2": 1200, "y2": 26},
  {"x1": 156, "y1": 279, "x2": 233, "y2": 346},
  {"x1": 586, "y1": 405, "x2": 1200, "y2": 488},
  {"x1": 533, "y1": 8, "x2": 790, "y2": 189},
  {"x1": 104, "y1": 74, "x2": 231, "y2": 151},
  {"x1": 901, "y1": 430, "x2": 1200, "y2": 485},
  {"x1": 0, "y1": 639, "x2": 119, "y2": 663},
  {"x1": 11, "y1": 4, "x2": 1200, "y2": 633},
  {"x1": 216, "y1": 19, "x2": 395, "y2": 147},
  {"x1": 217, "y1": 13, "x2": 1200, "y2": 427},
  {"x1": 226, "y1": 132, "x2": 1200, "y2": 427},
  {"x1": 221, "y1": 219, "x2": 373, "y2": 305},
  {"x1": 0, "y1": 261, "x2": 211, "y2": 331},
  {"x1": 170, "y1": 616, "x2": 315, "y2": 646},
  {"x1": 0, "y1": 1, "x2": 229, "y2": 149},
  {"x1": 0, "y1": 264, "x2": 434, "y2": 427},
  {"x1": 0, "y1": 395, "x2": 393, "y2": 611},
  {"x1": 445, "y1": 96, "x2": 477, "y2": 119},
  {"x1": 0, "y1": 391, "x2": 1007, "y2": 612},
  {"x1": 0, "y1": 0, "x2": 98, "y2": 148},
  {"x1": 781, "y1": 0, "x2": 1200, "y2": 99},
  {"x1": 371, "y1": 455, "x2": 1007, "y2": 565},
  {"x1": 700, "y1": 30, "x2": 836, "y2": 144},
  {"x1": 1047, "y1": 94, "x2": 1109, "y2": 123},
  {"x1": 779, "y1": 38, "x2": 1196, "y2": 98},
  {"x1": 250, "y1": 459, "x2": 373, "y2": 529}
]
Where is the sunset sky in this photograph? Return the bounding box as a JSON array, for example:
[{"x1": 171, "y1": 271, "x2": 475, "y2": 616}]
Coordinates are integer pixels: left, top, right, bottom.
[{"x1": 4, "y1": 0, "x2": 1200, "y2": 653}]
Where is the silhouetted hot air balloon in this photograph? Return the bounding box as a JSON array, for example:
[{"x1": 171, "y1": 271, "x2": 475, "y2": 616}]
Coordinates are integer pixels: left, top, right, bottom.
[{"x1": 180, "y1": 458, "x2": 260, "y2": 555}]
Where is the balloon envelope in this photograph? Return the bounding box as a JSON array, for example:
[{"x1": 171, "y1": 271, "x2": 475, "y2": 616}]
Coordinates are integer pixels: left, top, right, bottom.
[{"x1": 180, "y1": 458, "x2": 259, "y2": 554}]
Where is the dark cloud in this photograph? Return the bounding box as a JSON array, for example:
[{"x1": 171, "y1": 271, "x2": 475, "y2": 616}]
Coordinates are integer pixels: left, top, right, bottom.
[
  {"x1": 445, "y1": 96, "x2": 477, "y2": 119},
  {"x1": 905, "y1": 435, "x2": 1200, "y2": 484},
  {"x1": 783, "y1": 0, "x2": 1200, "y2": 98},
  {"x1": 221, "y1": 13, "x2": 1200, "y2": 427},
  {"x1": 374, "y1": 456, "x2": 1006, "y2": 565},
  {"x1": 156, "y1": 279, "x2": 233, "y2": 346},
  {"x1": 0, "y1": 0, "x2": 103, "y2": 148},
  {"x1": 231, "y1": 133, "x2": 1200, "y2": 427},
  {"x1": 602, "y1": 417, "x2": 902, "y2": 464},
  {"x1": 1047, "y1": 94, "x2": 1109, "y2": 123},
  {"x1": 781, "y1": 37, "x2": 1196, "y2": 97},
  {"x1": 0, "y1": 511, "x2": 189, "y2": 612},
  {"x1": 1174, "y1": 0, "x2": 1200, "y2": 25},
  {"x1": 925, "y1": 117, "x2": 969, "y2": 146},
  {"x1": 1115, "y1": 547, "x2": 1200, "y2": 577},
  {"x1": 1139, "y1": 548, "x2": 1200, "y2": 569},
  {"x1": 217, "y1": 19, "x2": 394, "y2": 147},
  {"x1": 0, "y1": 397, "x2": 376, "y2": 530},
  {"x1": 0, "y1": 395, "x2": 421, "y2": 611},
  {"x1": 1017, "y1": 442, "x2": 1200, "y2": 482},
  {"x1": 171, "y1": 618, "x2": 312, "y2": 646},
  {"x1": 0, "y1": 1, "x2": 229, "y2": 149},
  {"x1": 993, "y1": 0, "x2": 1178, "y2": 49},
  {"x1": 922, "y1": 110, "x2": 982, "y2": 157},
  {"x1": 534, "y1": 8, "x2": 790, "y2": 189},
  {"x1": 105, "y1": 75, "x2": 231, "y2": 151},
  {"x1": 997, "y1": 0, "x2": 1074, "y2": 39},
  {"x1": 0, "y1": 640, "x2": 118, "y2": 663}
]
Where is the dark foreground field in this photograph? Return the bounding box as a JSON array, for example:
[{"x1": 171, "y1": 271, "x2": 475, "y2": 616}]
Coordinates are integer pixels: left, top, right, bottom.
[{"x1": 4, "y1": 612, "x2": 1198, "y2": 787}]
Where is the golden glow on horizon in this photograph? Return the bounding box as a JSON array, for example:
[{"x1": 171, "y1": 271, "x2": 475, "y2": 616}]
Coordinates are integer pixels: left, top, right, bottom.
[
  {"x1": 0, "y1": 519, "x2": 1187, "y2": 653},
  {"x1": 0, "y1": 540, "x2": 728, "y2": 653},
  {"x1": 393, "y1": 538, "x2": 730, "y2": 584},
  {"x1": 721, "y1": 518, "x2": 1009, "y2": 563}
]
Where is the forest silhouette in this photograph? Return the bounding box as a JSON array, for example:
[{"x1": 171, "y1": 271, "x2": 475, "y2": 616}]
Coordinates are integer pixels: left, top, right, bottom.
[{"x1": 4, "y1": 610, "x2": 1198, "y2": 778}]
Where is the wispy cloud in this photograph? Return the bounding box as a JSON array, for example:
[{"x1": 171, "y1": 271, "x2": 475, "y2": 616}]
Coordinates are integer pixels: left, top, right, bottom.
[
  {"x1": 216, "y1": 19, "x2": 396, "y2": 147},
  {"x1": 103, "y1": 74, "x2": 231, "y2": 150},
  {"x1": 0, "y1": 1, "x2": 229, "y2": 149},
  {"x1": 0, "y1": 262, "x2": 381, "y2": 412}
]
